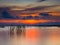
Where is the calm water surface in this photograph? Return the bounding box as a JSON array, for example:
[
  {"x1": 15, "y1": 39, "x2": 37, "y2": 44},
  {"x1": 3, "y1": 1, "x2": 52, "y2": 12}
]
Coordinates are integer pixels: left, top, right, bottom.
[{"x1": 0, "y1": 26, "x2": 60, "y2": 45}]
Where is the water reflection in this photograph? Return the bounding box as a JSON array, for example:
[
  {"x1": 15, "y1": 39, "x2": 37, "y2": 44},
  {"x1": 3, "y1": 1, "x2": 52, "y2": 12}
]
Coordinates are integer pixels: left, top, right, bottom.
[{"x1": 0, "y1": 26, "x2": 60, "y2": 45}]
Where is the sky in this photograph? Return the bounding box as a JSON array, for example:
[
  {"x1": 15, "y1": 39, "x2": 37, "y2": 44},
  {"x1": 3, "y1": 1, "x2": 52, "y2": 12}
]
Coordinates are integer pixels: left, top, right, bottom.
[
  {"x1": 0, "y1": 0, "x2": 60, "y2": 7},
  {"x1": 0, "y1": 0, "x2": 60, "y2": 25}
]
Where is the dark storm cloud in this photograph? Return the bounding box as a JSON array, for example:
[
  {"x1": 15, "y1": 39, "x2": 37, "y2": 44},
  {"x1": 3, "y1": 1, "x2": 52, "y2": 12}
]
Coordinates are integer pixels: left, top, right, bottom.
[{"x1": 37, "y1": 0, "x2": 45, "y2": 2}]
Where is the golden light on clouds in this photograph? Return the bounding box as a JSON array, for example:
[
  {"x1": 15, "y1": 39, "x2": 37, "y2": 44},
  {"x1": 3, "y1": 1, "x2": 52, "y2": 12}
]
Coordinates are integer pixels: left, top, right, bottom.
[
  {"x1": 49, "y1": 12, "x2": 60, "y2": 16},
  {"x1": 0, "y1": 19, "x2": 58, "y2": 25}
]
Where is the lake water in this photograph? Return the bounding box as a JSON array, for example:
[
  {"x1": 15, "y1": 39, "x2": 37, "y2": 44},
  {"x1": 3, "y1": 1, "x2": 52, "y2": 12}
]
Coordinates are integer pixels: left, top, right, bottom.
[{"x1": 0, "y1": 26, "x2": 60, "y2": 45}]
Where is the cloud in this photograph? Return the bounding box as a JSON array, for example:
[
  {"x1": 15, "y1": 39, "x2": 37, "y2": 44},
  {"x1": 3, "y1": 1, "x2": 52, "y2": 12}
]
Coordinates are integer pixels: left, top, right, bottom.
[{"x1": 37, "y1": 0, "x2": 45, "y2": 2}]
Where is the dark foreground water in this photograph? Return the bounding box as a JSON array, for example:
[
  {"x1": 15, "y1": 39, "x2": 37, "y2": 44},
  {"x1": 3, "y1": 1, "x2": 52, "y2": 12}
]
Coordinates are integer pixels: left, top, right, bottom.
[{"x1": 0, "y1": 26, "x2": 60, "y2": 45}]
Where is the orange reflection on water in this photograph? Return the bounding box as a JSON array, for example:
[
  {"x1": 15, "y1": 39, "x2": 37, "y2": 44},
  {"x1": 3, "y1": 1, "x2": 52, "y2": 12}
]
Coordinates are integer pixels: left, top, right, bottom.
[{"x1": 25, "y1": 27, "x2": 42, "y2": 40}]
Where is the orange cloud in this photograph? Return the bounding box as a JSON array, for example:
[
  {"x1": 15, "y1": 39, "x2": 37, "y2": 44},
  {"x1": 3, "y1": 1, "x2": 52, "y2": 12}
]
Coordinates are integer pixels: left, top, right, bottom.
[
  {"x1": 49, "y1": 12, "x2": 60, "y2": 16},
  {"x1": 0, "y1": 19, "x2": 58, "y2": 25}
]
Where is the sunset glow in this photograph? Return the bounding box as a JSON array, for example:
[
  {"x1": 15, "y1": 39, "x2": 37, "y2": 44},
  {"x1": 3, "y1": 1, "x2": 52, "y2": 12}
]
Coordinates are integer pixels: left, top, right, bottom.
[
  {"x1": 0, "y1": 19, "x2": 57, "y2": 25},
  {"x1": 25, "y1": 27, "x2": 42, "y2": 40}
]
